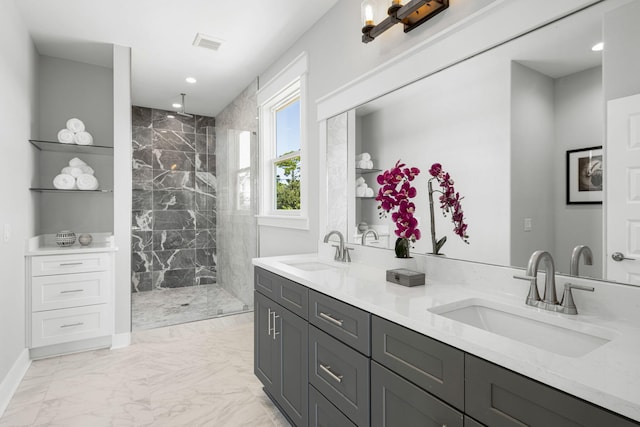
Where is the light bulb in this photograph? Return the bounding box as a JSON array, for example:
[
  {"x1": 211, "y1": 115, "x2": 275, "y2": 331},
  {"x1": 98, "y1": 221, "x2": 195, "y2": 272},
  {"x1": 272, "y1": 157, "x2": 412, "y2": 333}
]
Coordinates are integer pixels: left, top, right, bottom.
[
  {"x1": 172, "y1": 103, "x2": 182, "y2": 109},
  {"x1": 365, "y1": 5, "x2": 374, "y2": 25},
  {"x1": 591, "y1": 42, "x2": 604, "y2": 52},
  {"x1": 186, "y1": 77, "x2": 197, "y2": 84}
]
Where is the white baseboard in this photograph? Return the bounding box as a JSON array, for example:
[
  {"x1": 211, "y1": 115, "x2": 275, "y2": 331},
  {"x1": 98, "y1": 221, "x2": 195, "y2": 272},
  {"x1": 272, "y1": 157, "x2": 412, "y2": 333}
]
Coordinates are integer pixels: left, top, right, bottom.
[
  {"x1": 110, "y1": 332, "x2": 131, "y2": 349},
  {"x1": 0, "y1": 349, "x2": 30, "y2": 418}
]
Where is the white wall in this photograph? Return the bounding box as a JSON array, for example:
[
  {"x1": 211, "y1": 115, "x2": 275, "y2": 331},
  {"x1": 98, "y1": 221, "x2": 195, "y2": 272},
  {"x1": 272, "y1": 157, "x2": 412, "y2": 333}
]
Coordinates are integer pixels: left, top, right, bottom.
[
  {"x1": 0, "y1": 0, "x2": 38, "y2": 395},
  {"x1": 554, "y1": 67, "x2": 603, "y2": 278},
  {"x1": 37, "y1": 56, "x2": 114, "y2": 234},
  {"x1": 358, "y1": 53, "x2": 512, "y2": 264},
  {"x1": 510, "y1": 62, "x2": 555, "y2": 268}
]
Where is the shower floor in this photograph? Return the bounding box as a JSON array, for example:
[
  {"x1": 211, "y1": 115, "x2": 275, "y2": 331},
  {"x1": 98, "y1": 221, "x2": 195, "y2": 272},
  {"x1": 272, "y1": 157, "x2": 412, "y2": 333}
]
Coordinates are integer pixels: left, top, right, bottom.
[{"x1": 132, "y1": 284, "x2": 250, "y2": 330}]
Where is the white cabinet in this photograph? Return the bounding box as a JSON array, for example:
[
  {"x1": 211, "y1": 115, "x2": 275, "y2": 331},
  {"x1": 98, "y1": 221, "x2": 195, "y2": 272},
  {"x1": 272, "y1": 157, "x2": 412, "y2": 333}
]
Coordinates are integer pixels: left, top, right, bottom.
[{"x1": 26, "y1": 248, "x2": 114, "y2": 355}]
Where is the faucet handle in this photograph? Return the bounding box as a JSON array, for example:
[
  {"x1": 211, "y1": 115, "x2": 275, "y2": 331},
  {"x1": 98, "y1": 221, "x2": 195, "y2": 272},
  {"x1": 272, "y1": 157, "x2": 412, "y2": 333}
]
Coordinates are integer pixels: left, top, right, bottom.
[
  {"x1": 513, "y1": 275, "x2": 541, "y2": 307},
  {"x1": 331, "y1": 245, "x2": 341, "y2": 261},
  {"x1": 559, "y1": 283, "x2": 594, "y2": 315},
  {"x1": 344, "y1": 247, "x2": 354, "y2": 263}
]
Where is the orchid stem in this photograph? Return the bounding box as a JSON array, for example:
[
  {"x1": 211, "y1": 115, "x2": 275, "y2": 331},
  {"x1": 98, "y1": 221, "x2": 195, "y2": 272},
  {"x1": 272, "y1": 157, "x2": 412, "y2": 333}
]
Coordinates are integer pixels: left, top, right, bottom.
[{"x1": 428, "y1": 180, "x2": 438, "y2": 254}]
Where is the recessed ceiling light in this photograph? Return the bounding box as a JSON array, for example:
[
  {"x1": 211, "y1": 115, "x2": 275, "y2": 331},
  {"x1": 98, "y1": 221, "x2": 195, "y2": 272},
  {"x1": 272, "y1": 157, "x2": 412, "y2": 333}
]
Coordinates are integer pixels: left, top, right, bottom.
[
  {"x1": 172, "y1": 103, "x2": 182, "y2": 109},
  {"x1": 186, "y1": 77, "x2": 197, "y2": 84},
  {"x1": 592, "y1": 42, "x2": 604, "y2": 52}
]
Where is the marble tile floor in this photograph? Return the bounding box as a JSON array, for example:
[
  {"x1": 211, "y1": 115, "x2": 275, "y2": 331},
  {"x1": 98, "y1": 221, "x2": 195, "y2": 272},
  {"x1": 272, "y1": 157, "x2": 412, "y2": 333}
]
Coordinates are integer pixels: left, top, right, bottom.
[
  {"x1": 132, "y1": 284, "x2": 251, "y2": 330},
  {"x1": 0, "y1": 312, "x2": 290, "y2": 427}
]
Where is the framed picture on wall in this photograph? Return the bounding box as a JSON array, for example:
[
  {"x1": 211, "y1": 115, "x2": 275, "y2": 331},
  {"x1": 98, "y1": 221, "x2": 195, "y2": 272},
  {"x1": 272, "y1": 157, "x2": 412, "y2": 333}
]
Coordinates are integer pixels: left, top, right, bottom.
[{"x1": 566, "y1": 146, "x2": 603, "y2": 205}]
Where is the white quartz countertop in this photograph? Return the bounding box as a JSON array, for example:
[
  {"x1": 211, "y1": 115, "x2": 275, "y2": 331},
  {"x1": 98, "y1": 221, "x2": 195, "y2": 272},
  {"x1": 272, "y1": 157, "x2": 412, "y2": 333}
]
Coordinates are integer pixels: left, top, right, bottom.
[{"x1": 253, "y1": 253, "x2": 640, "y2": 423}]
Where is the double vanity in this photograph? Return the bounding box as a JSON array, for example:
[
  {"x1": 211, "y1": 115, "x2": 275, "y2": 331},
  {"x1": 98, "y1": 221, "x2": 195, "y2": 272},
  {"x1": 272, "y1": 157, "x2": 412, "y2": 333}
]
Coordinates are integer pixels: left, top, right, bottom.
[{"x1": 253, "y1": 247, "x2": 640, "y2": 426}]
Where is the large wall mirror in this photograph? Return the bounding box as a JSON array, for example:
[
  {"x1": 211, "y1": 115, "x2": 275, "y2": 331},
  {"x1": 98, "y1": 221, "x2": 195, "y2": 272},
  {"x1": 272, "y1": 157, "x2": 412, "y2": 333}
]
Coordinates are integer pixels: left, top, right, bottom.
[{"x1": 326, "y1": 0, "x2": 639, "y2": 285}]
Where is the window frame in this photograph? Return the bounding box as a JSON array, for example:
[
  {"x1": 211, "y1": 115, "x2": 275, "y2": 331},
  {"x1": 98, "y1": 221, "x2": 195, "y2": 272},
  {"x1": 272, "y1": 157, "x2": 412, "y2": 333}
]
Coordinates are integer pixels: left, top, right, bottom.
[{"x1": 257, "y1": 52, "x2": 308, "y2": 229}]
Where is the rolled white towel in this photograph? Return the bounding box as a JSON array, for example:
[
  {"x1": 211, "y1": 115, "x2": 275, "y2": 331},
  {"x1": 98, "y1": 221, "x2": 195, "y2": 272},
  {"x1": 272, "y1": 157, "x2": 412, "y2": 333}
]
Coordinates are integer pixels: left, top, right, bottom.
[
  {"x1": 57, "y1": 129, "x2": 75, "y2": 144},
  {"x1": 365, "y1": 187, "x2": 374, "y2": 198},
  {"x1": 365, "y1": 160, "x2": 374, "y2": 169},
  {"x1": 61, "y1": 166, "x2": 83, "y2": 178},
  {"x1": 357, "y1": 183, "x2": 368, "y2": 190},
  {"x1": 76, "y1": 174, "x2": 99, "y2": 190},
  {"x1": 356, "y1": 160, "x2": 368, "y2": 169},
  {"x1": 68, "y1": 157, "x2": 87, "y2": 167},
  {"x1": 66, "y1": 118, "x2": 85, "y2": 133},
  {"x1": 356, "y1": 186, "x2": 366, "y2": 197},
  {"x1": 356, "y1": 153, "x2": 371, "y2": 161},
  {"x1": 78, "y1": 165, "x2": 94, "y2": 175},
  {"x1": 356, "y1": 177, "x2": 365, "y2": 186},
  {"x1": 74, "y1": 131, "x2": 93, "y2": 146},
  {"x1": 53, "y1": 174, "x2": 76, "y2": 190}
]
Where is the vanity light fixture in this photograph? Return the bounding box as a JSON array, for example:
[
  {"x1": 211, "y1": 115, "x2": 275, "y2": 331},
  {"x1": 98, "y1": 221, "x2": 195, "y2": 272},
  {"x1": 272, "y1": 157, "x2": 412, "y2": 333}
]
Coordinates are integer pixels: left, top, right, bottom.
[
  {"x1": 591, "y1": 42, "x2": 604, "y2": 51},
  {"x1": 361, "y1": 0, "x2": 449, "y2": 43}
]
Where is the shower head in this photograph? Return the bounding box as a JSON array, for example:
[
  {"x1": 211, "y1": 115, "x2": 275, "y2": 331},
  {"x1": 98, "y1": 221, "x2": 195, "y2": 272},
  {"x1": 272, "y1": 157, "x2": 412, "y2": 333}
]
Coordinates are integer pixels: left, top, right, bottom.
[{"x1": 176, "y1": 93, "x2": 193, "y2": 118}]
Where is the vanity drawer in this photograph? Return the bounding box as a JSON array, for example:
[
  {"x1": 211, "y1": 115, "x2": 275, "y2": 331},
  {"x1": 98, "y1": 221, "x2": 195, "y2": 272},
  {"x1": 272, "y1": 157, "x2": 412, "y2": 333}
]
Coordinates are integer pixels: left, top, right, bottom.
[
  {"x1": 465, "y1": 355, "x2": 639, "y2": 427},
  {"x1": 309, "y1": 326, "x2": 370, "y2": 427},
  {"x1": 309, "y1": 385, "x2": 357, "y2": 427},
  {"x1": 31, "y1": 304, "x2": 111, "y2": 348},
  {"x1": 371, "y1": 361, "x2": 463, "y2": 427},
  {"x1": 31, "y1": 253, "x2": 111, "y2": 276},
  {"x1": 309, "y1": 290, "x2": 370, "y2": 355},
  {"x1": 371, "y1": 315, "x2": 464, "y2": 411},
  {"x1": 31, "y1": 271, "x2": 111, "y2": 311},
  {"x1": 255, "y1": 267, "x2": 308, "y2": 319}
]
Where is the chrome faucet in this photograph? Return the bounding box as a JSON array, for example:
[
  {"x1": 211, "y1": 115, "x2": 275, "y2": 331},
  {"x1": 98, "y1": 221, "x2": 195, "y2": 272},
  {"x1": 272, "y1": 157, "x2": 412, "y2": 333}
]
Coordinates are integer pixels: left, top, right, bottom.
[
  {"x1": 361, "y1": 228, "x2": 379, "y2": 246},
  {"x1": 515, "y1": 250, "x2": 594, "y2": 314},
  {"x1": 323, "y1": 230, "x2": 353, "y2": 262},
  {"x1": 526, "y1": 250, "x2": 558, "y2": 310},
  {"x1": 570, "y1": 245, "x2": 593, "y2": 276}
]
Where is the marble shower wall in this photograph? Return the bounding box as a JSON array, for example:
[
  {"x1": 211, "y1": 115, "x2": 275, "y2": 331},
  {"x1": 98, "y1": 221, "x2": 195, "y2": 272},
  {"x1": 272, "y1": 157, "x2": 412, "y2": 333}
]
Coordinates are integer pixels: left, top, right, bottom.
[
  {"x1": 215, "y1": 80, "x2": 258, "y2": 307},
  {"x1": 131, "y1": 106, "x2": 217, "y2": 292}
]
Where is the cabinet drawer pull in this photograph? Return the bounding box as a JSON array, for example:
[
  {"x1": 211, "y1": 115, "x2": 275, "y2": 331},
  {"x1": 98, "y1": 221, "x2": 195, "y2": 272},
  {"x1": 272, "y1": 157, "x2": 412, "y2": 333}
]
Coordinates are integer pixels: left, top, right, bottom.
[
  {"x1": 272, "y1": 311, "x2": 280, "y2": 340},
  {"x1": 319, "y1": 364, "x2": 343, "y2": 383},
  {"x1": 60, "y1": 262, "x2": 83, "y2": 266},
  {"x1": 60, "y1": 289, "x2": 84, "y2": 294},
  {"x1": 60, "y1": 322, "x2": 84, "y2": 328},
  {"x1": 319, "y1": 312, "x2": 344, "y2": 327}
]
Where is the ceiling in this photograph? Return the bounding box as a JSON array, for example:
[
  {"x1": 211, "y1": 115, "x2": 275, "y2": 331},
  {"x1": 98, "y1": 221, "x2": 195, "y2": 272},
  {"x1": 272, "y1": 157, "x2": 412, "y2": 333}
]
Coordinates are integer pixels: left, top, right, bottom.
[{"x1": 15, "y1": 0, "x2": 339, "y2": 117}]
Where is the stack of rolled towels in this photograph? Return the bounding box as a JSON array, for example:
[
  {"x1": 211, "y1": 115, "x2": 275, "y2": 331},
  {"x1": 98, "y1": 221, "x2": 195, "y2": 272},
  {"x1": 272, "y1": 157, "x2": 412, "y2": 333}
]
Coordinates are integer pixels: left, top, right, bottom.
[
  {"x1": 52, "y1": 157, "x2": 99, "y2": 190},
  {"x1": 356, "y1": 176, "x2": 374, "y2": 198},
  {"x1": 57, "y1": 118, "x2": 94, "y2": 145},
  {"x1": 356, "y1": 152, "x2": 374, "y2": 169}
]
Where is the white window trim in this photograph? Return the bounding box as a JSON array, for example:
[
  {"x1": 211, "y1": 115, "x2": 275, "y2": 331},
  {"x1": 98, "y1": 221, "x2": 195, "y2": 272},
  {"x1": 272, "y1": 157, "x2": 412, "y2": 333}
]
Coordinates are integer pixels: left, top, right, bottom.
[{"x1": 257, "y1": 52, "x2": 309, "y2": 230}]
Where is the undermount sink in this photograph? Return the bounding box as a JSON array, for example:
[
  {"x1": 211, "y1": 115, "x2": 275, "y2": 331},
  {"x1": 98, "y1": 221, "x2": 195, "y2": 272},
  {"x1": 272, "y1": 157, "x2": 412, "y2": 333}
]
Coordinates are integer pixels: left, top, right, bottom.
[
  {"x1": 281, "y1": 260, "x2": 342, "y2": 272},
  {"x1": 429, "y1": 299, "x2": 616, "y2": 357}
]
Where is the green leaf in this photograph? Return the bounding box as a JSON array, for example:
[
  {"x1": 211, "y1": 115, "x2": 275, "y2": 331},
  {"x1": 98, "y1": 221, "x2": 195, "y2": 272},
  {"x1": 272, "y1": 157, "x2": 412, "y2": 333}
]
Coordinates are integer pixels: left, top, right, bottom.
[{"x1": 435, "y1": 236, "x2": 447, "y2": 254}]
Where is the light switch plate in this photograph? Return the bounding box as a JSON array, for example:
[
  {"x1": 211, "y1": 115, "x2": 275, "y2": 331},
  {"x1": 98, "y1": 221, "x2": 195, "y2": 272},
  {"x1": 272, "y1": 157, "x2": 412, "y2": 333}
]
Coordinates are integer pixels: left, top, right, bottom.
[{"x1": 524, "y1": 218, "x2": 532, "y2": 232}]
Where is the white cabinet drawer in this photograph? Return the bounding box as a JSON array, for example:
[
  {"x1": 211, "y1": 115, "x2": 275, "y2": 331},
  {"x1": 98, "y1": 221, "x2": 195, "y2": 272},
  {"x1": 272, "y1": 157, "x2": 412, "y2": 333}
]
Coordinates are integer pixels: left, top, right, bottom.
[
  {"x1": 31, "y1": 305, "x2": 112, "y2": 348},
  {"x1": 31, "y1": 272, "x2": 111, "y2": 312},
  {"x1": 31, "y1": 253, "x2": 111, "y2": 276}
]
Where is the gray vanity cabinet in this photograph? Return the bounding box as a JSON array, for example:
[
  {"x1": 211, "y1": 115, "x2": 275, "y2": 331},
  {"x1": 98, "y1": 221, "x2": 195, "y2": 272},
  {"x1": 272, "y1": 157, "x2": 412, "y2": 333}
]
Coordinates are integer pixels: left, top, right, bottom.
[
  {"x1": 309, "y1": 385, "x2": 357, "y2": 427},
  {"x1": 466, "y1": 355, "x2": 639, "y2": 427},
  {"x1": 371, "y1": 361, "x2": 464, "y2": 427},
  {"x1": 254, "y1": 287, "x2": 309, "y2": 427},
  {"x1": 371, "y1": 315, "x2": 464, "y2": 411}
]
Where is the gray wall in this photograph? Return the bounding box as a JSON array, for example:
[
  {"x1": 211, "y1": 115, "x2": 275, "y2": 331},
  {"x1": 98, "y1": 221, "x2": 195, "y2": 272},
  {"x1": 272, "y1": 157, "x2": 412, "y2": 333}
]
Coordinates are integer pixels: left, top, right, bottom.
[
  {"x1": 37, "y1": 55, "x2": 114, "y2": 234},
  {"x1": 215, "y1": 80, "x2": 258, "y2": 306},
  {"x1": 0, "y1": 0, "x2": 38, "y2": 394},
  {"x1": 554, "y1": 67, "x2": 603, "y2": 278},
  {"x1": 510, "y1": 62, "x2": 556, "y2": 268},
  {"x1": 603, "y1": 1, "x2": 640, "y2": 101}
]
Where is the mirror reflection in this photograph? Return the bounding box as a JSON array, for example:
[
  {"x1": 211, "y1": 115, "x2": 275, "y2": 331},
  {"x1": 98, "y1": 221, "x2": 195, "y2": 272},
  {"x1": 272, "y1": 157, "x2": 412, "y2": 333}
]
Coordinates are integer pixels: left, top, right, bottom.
[{"x1": 328, "y1": 1, "x2": 626, "y2": 280}]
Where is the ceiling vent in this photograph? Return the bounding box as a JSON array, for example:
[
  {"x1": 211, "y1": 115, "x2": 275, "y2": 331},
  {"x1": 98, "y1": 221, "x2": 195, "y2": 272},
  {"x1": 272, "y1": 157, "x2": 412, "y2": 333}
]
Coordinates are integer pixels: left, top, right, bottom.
[{"x1": 192, "y1": 33, "x2": 223, "y2": 51}]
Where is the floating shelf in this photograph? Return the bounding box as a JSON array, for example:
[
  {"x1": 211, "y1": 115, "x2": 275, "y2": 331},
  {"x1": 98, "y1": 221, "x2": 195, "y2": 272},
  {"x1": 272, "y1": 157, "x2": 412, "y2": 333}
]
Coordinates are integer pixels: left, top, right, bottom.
[
  {"x1": 356, "y1": 196, "x2": 376, "y2": 199},
  {"x1": 29, "y1": 188, "x2": 113, "y2": 193},
  {"x1": 356, "y1": 168, "x2": 382, "y2": 174},
  {"x1": 29, "y1": 139, "x2": 114, "y2": 156}
]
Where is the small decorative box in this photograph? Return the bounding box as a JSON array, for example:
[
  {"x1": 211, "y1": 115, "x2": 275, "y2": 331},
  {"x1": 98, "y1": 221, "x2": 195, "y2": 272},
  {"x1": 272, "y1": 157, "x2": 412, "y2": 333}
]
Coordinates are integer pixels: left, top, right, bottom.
[{"x1": 386, "y1": 268, "x2": 425, "y2": 287}]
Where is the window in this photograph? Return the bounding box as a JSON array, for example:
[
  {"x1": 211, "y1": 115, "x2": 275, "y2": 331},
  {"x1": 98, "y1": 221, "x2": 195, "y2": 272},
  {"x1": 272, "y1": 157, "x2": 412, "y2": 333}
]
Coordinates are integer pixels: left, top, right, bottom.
[
  {"x1": 235, "y1": 130, "x2": 252, "y2": 211},
  {"x1": 258, "y1": 53, "x2": 308, "y2": 229}
]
